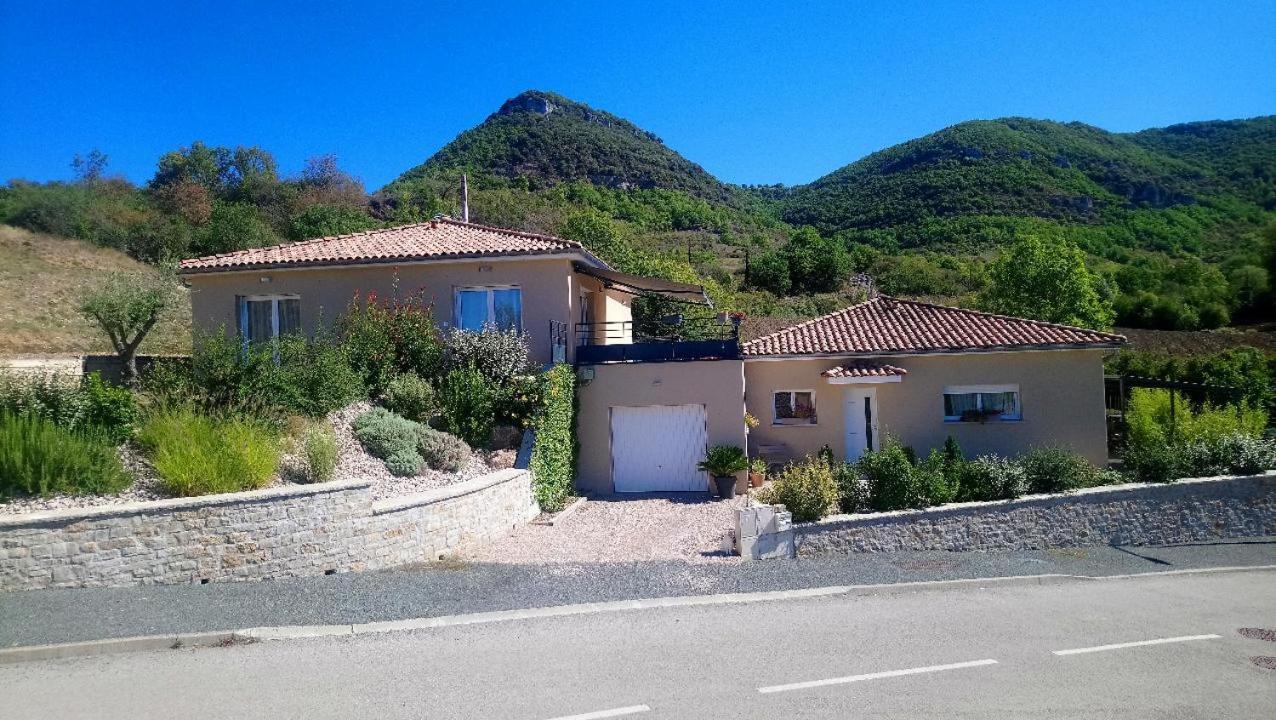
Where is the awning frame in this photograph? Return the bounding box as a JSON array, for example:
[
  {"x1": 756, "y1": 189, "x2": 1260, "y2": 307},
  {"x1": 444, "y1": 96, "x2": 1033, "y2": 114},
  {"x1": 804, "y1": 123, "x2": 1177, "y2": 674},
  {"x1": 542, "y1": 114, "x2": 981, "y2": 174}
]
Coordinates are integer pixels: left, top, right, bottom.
[{"x1": 573, "y1": 262, "x2": 713, "y2": 307}]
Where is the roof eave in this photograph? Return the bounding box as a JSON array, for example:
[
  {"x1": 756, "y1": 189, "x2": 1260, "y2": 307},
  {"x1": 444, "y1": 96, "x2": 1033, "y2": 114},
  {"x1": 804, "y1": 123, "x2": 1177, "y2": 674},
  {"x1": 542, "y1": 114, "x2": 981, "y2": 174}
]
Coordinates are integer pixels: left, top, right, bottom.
[
  {"x1": 179, "y1": 248, "x2": 601, "y2": 276},
  {"x1": 741, "y1": 341, "x2": 1127, "y2": 360}
]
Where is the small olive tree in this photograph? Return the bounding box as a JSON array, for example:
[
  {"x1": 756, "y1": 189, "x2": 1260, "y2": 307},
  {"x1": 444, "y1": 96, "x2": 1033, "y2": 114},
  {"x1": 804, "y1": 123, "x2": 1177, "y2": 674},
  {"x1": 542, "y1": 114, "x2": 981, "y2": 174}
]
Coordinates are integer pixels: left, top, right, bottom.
[{"x1": 79, "y1": 272, "x2": 176, "y2": 385}]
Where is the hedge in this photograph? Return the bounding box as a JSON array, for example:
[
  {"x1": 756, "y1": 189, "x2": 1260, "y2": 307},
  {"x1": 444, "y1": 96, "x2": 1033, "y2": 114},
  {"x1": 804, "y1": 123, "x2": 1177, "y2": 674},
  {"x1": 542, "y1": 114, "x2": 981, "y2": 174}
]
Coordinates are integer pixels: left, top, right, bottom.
[{"x1": 530, "y1": 363, "x2": 577, "y2": 512}]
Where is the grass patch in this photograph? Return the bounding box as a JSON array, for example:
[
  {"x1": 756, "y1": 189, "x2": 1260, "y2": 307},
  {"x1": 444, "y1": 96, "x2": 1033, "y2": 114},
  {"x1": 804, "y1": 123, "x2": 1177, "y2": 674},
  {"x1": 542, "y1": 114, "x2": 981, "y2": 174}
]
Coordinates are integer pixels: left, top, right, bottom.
[
  {"x1": 138, "y1": 407, "x2": 280, "y2": 496},
  {"x1": 0, "y1": 411, "x2": 130, "y2": 498}
]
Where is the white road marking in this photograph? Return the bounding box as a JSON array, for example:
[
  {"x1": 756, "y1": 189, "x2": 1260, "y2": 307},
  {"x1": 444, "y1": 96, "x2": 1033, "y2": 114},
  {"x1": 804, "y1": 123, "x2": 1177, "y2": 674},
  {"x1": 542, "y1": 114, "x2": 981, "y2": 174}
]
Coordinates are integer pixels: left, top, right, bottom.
[
  {"x1": 1052, "y1": 634, "x2": 1221, "y2": 656},
  {"x1": 757, "y1": 658, "x2": 999, "y2": 694},
  {"x1": 543, "y1": 705, "x2": 651, "y2": 720}
]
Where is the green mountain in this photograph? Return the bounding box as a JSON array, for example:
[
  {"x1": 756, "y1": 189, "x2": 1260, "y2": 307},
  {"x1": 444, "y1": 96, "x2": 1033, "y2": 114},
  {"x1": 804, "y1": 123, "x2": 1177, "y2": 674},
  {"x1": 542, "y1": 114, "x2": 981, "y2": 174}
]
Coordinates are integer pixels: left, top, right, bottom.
[
  {"x1": 780, "y1": 116, "x2": 1275, "y2": 246},
  {"x1": 390, "y1": 90, "x2": 736, "y2": 204}
]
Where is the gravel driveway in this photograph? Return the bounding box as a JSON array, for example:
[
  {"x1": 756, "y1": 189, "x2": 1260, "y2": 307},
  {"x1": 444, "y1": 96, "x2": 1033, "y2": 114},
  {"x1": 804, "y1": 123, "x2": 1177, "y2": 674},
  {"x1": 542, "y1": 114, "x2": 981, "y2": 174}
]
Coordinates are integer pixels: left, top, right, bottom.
[{"x1": 460, "y1": 492, "x2": 746, "y2": 564}]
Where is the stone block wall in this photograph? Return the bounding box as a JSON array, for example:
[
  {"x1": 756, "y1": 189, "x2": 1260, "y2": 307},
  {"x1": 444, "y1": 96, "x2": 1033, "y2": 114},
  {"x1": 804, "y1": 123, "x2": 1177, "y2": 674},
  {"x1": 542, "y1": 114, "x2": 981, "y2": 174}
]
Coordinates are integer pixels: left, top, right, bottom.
[
  {"x1": 0, "y1": 469, "x2": 537, "y2": 591},
  {"x1": 795, "y1": 473, "x2": 1276, "y2": 556}
]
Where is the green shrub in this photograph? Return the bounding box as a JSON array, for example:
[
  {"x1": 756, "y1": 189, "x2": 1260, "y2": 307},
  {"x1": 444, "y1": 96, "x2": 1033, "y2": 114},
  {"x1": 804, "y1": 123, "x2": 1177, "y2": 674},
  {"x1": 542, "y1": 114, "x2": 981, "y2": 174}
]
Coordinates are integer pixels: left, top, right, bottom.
[
  {"x1": 1126, "y1": 388, "x2": 1267, "y2": 448},
  {"x1": 957, "y1": 455, "x2": 1026, "y2": 502},
  {"x1": 270, "y1": 328, "x2": 365, "y2": 417},
  {"x1": 138, "y1": 407, "x2": 280, "y2": 496},
  {"x1": 530, "y1": 364, "x2": 577, "y2": 512},
  {"x1": 1215, "y1": 433, "x2": 1276, "y2": 475},
  {"x1": 1122, "y1": 439, "x2": 1181, "y2": 483},
  {"x1": 1021, "y1": 446, "x2": 1100, "y2": 494},
  {"x1": 384, "y1": 448, "x2": 424, "y2": 476},
  {"x1": 445, "y1": 327, "x2": 540, "y2": 427},
  {"x1": 756, "y1": 458, "x2": 839, "y2": 522},
  {"x1": 496, "y1": 372, "x2": 544, "y2": 428},
  {"x1": 916, "y1": 450, "x2": 958, "y2": 505},
  {"x1": 81, "y1": 373, "x2": 139, "y2": 443},
  {"x1": 0, "y1": 411, "x2": 131, "y2": 499},
  {"x1": 416, "y1": 425, "x2": 471, "y2": 472},
  {"x1": 352, "y1": 407, "x2": 423, "y2": 475},
  {"x1": 302, "y1": 424, "x2": 339, "y2": 483},
  {"x1": 382, "y1": 373, "x2": 435, "y2": 422},
  {"x1": 832, "y1": 461, "x2": 869, "y2": 513},
  {"x1": 437, "y1": 364, "x2": 496, "y2": 448},
  {"x1": 352, "y1": 407, "x2": 471, "y2": 475},
  {"x1": 444, "y1": 326, "x2": 535, "y2": 385},
  {"x1": 860, "y1": 443, "x2": 921, "y2": 511},
  {"x1": 1179, "y1": 432, "x2": 1276, "y2": 477},
  {"x1": 179, "y1": 328, "x2": 362, "y2": 418},
  {"x1": 0, "y1": 371, "x2": 137, "y2": 443},
  {"x1": 340, "y1": 291, "x2": 444, "y2": 393}
]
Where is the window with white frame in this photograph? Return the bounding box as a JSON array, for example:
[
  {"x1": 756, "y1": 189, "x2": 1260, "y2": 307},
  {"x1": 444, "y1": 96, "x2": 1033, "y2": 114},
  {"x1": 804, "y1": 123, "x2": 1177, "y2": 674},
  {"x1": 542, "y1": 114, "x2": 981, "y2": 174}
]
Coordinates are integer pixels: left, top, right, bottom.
[
  {"x1": 455, "y1": 286, "x2": 522, "y2": 332},
  {"x1": 773, "y1": 390, "x2": 816, "y2": 425},
  {"x1": 943, "y1": 384, "x2": 1021, "y2": 422},
  {"x1": 238, "y1": 295, "x2": 300, "y2": 345}
]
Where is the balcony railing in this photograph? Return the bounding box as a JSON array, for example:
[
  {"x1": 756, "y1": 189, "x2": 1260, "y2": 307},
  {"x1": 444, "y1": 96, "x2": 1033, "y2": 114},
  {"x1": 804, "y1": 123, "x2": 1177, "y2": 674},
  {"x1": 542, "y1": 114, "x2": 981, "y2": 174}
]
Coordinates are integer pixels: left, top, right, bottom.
[{"x1": 574, "y1": 315, "x2": 741, "y2": 363}]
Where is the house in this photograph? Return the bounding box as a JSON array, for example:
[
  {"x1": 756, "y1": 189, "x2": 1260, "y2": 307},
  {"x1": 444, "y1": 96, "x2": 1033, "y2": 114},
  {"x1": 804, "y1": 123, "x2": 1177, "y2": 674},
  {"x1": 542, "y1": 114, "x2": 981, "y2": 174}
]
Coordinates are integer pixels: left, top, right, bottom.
[
  {"x1": 180, "y1": 219, "x2": 1125, "y2": 497},
  {"x1": 177, "y1": 217, "x2": 708, "y2": 366},
  {"x1": 574, "y1": 294, "x2": 1124, "y2": 495}
]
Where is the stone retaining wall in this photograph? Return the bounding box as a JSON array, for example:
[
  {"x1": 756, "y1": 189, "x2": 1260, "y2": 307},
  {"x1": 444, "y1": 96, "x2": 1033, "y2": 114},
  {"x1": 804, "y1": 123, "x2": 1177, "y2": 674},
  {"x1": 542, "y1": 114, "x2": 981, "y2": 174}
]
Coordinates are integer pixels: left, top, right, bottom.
[
  {"x1": 795, "y1": 473, "x2": 1276, "y2": 556},
  {"x1": 0, "y1": 469, "x2": 537, "y2": 591}
]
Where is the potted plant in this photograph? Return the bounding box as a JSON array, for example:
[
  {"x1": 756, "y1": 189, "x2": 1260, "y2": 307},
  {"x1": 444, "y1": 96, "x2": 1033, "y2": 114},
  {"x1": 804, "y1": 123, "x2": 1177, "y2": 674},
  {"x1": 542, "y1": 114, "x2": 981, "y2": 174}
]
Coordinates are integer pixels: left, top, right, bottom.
[
  {"x1": 748, "y1": 457, "x2": 767, "y2": 488},
  {"x1": 699, "y1": 445, "x2": 748, "y2": 499}
]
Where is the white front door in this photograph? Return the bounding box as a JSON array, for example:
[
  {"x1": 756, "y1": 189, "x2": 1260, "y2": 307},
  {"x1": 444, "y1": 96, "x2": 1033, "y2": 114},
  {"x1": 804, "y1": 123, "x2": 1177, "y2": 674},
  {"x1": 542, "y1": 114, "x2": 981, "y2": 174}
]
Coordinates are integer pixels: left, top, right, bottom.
[
  {"x1": 844, "y1": 388, "x2": 879, "y2": 460},
  {"x1": 610, "y1": 404, "x2": 708, "y2": 492}
]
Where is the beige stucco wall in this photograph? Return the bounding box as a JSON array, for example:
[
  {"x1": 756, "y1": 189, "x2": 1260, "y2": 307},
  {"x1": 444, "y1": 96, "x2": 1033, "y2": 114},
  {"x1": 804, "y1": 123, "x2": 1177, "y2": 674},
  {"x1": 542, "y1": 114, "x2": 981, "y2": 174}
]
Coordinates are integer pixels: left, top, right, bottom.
[
  {"x1": 744, "y1": 349, "x2": 1110, "y2": 465},
  {"x1": 184, "y1": 257, "x2": 625, "y2": 365},
  {"x1": 575, "y1": 360, "x2": 747, "y2": 494}
]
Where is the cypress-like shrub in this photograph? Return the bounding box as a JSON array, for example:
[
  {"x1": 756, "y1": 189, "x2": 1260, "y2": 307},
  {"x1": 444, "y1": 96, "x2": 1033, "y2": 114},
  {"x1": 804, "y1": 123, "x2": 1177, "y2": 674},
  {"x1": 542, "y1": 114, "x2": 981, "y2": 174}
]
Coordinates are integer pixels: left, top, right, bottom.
[{"x1": 529, "y1": 364, "x2": 577, "y2": 512}]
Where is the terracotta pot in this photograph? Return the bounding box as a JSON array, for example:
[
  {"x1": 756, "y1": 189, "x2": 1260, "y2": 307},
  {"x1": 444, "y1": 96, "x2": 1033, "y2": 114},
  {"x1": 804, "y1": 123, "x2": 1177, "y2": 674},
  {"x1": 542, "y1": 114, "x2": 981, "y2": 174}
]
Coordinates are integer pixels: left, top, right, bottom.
[{"x1": 749, "y1": 472, "x2": 765, "y2": 488}]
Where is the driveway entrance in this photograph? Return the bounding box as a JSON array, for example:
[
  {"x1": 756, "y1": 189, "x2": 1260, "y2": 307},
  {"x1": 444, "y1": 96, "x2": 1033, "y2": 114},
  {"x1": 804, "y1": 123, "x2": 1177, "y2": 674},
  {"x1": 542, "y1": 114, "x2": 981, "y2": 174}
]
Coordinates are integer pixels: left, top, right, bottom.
[{"x1": 459, "y1": 492, "x2": 745, "y2": 564}]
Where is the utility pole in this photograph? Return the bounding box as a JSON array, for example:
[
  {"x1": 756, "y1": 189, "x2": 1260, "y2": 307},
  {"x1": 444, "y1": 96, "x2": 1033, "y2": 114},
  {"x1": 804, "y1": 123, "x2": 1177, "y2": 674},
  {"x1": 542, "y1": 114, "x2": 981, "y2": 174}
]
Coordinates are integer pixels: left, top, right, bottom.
[{"x1": 461, "y1": 173, "x2": 470, "y2": 222}]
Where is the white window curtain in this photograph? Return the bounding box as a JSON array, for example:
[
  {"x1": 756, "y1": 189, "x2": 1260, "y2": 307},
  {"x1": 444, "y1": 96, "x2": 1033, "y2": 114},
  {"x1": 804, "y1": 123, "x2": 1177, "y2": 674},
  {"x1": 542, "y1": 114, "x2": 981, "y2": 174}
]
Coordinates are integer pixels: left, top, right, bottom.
[
  {"x1": 943, "y1": 384, "x2": 1021, "y2": 422},
  {"x1": 239, "y1": 295, "x2": 301, "y2": 346}
]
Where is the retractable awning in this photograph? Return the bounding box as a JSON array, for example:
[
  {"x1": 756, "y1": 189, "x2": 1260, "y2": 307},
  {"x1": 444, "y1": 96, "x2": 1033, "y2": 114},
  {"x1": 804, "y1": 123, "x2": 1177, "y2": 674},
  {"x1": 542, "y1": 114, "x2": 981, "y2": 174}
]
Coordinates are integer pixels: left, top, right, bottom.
[{"x1": 573, "y1": 262, "x2": 713, "y2": 306}]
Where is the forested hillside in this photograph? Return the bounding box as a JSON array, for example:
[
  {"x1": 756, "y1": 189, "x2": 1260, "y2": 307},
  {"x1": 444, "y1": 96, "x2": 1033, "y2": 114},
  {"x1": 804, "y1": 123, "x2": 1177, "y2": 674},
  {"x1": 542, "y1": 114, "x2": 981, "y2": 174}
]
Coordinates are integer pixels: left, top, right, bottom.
[{"x1": 1, "y1": 90, "x2": 1272, "y2": 333}]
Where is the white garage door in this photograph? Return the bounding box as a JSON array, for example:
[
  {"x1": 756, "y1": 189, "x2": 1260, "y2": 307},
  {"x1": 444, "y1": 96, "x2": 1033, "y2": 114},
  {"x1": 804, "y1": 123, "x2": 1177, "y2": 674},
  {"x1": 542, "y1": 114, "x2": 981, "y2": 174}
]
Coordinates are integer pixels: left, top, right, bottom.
[{"x1": 610, "y1": 404, "x2": 708, "y2": 492}]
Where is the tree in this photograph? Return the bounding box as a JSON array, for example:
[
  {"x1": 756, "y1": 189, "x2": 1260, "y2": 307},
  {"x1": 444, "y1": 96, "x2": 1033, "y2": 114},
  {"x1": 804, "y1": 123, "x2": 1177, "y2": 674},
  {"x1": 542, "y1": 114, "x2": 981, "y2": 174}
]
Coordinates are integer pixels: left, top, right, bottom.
[
  {"x1": 193, "y1": 202, "x2": 279, "y2": 255},
  {"x1": 978, "y1": 233, "x2": 1114, "y2": 329},
  {"x1": 79, "y1": 272, "x2": 176, "y2": 385},
  {"x1": 150, "y1": 141, "x2": 279, "y2": 203},
  {"x1": 1227, "y1": 264, "x2": 1268, "y2": 310},
  {"x1": 785, "y1": 227, "x2": 850, "y2": 294},
  {"x1": 71, "y1": 150, "x2": 109, "y2": 183},
  {"x1": 289, "y1": 204, "x2": 377, "y2": 240}
]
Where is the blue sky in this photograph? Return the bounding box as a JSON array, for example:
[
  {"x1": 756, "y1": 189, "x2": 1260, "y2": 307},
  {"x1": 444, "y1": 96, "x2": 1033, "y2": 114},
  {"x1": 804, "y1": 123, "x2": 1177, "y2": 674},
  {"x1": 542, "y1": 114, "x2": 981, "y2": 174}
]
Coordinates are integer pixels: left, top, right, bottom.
[{"x1": 2, "y1": 1, "x2": 1273, "y2": 189}]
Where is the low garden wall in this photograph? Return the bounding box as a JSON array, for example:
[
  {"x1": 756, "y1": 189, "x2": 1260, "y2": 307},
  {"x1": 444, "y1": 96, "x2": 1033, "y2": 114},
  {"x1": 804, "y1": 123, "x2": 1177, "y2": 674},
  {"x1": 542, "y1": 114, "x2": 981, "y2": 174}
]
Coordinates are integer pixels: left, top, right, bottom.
[
  {"x1": 794, "y1": 472, "x2": 1276, "y2": 556},
  {"x1": 0, "y1": 468, "x2": 538, "y2": 591}
]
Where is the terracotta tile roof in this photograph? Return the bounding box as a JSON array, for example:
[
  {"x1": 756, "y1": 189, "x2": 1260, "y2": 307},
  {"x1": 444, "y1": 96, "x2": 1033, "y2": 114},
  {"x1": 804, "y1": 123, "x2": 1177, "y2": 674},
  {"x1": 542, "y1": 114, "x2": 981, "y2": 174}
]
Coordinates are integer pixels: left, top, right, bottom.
[
  {"x1": 179, "y1": 218, "x2": 587, "y2": 273},
  {"x1": 821, "y1": 362, "x2": 908, "y2": 378},
  {"x1": 742, "y1": 296, "x2": 1126, "y2": 357}
]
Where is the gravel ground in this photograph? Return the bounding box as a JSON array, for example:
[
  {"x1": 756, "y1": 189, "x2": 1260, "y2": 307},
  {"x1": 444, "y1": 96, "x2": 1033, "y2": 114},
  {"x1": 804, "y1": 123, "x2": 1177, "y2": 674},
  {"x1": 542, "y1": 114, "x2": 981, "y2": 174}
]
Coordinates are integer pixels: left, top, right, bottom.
[
  {"x1": 460, "y1": 492, "x2": 749, "y2": 564},
  {"x1": 0, "y1": 402, "x2": 508, "y2": 515}
]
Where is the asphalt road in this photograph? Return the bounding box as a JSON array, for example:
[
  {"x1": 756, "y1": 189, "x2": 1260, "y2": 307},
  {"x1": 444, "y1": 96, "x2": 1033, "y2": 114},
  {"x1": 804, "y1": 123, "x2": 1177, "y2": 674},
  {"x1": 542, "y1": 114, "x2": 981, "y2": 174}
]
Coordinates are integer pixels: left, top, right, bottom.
[
  {"x1": 3, "y1": 569, "x2": 1275, "y2": 719},
  {"x1": 3, "y1": 538, "x2": 1274, "y2": 648}
]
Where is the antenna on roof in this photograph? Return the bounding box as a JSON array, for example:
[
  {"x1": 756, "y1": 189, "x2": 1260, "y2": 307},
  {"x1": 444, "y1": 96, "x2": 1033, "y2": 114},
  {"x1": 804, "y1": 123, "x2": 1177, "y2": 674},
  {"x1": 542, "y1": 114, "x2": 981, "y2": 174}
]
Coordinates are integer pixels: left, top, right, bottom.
[{"x1": 460, "y1": 173, "x2": 470, "y2": 223}]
